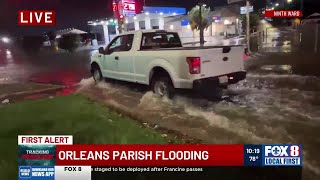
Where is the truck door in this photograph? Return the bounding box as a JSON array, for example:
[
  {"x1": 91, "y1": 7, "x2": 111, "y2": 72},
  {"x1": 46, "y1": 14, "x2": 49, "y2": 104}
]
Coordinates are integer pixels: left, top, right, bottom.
[
  {"x1": 104, "y1": 35, "x2": 135, "y2": 82},
  {"x1": 103, "y1": 36, "x2": 122, "y2": 79},
  {"x1": 112, "y1": 34, "x2": 135, "y2": 82}
]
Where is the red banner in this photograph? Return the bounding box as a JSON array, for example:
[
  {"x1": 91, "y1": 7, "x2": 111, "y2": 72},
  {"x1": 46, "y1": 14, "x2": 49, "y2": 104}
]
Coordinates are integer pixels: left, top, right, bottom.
[
  {"x1": 264, "y1": 10, "x2": 302, "y2": 18},
  {"x1": 56, "y1": 144, "x2": 244, "y2": 166}
]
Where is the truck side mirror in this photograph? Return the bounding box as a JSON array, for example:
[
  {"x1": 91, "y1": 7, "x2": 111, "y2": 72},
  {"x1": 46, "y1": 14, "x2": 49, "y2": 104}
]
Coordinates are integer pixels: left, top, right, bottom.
[{"x1": 98, "y1": 47, "x2": 104, "y2": 54}]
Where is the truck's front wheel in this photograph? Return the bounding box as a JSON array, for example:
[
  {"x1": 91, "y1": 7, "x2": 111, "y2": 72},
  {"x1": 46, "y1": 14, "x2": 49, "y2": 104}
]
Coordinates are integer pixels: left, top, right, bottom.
[
  {"x1": 92, "y1": 66, "x2": 103, "y2": 83},
  {"x1": 151, "y1": 75, "x2": 175, "y2": 99}
]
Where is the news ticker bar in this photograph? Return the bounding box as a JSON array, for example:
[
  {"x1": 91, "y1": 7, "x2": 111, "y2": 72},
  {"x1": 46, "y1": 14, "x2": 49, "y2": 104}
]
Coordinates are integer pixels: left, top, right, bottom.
[
  {"x1": 19, "y1": 166, "x2": 302, "y2": 180},
  {"x1": 18, "y1": 144, "x2": 302, "y2": 167}
]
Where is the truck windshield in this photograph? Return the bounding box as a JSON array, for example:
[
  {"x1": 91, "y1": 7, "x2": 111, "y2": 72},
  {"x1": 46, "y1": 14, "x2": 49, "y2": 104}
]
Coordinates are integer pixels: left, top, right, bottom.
[{"x1": 141, "y1": 32, "x2": 182, "y2": 50}]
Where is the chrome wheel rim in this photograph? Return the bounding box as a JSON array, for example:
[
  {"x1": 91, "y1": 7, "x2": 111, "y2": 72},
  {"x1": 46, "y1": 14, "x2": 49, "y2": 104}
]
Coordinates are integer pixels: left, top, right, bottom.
[
  {"x1": 93, "y1": 70, "x2": 100, "y2": 81},
  {"x1": 154, "y1": 81, "x2": 168, "y2": 96}
]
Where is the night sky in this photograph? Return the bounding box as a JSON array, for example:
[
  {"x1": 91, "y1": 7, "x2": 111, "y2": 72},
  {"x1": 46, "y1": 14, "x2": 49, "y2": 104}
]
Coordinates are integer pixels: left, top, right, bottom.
[{"x1": 0, "y1": 0, "x2": 319, "y2": 36}]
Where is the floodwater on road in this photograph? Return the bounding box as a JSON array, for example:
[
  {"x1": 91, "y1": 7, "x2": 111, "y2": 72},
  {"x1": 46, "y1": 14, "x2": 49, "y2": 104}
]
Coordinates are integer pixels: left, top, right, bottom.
[
  {"x1": 78, "y1": 64, "x2": 320, "y2": 180},
  {"x1": 144, "y1": 73, "x2": 320, "y2": 177},
  {"x1": 0, "y1": 47, "x2": 91, "y2": 85}
]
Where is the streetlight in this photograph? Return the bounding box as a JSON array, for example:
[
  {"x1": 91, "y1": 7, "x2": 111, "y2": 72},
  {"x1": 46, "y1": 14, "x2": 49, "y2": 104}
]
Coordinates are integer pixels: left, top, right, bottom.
[
  {"x1": 275, "y1": 3, "x2": 279, "y2": 7},
  {"x1": 1, "y1": 37, "x2": 10, "y2": 43}
]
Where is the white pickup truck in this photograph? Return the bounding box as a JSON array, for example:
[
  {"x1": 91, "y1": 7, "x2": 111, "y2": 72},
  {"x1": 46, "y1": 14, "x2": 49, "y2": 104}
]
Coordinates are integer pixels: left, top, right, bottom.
[{"x1": 91, "y1": 30, "x2": 246, "y2": 98}]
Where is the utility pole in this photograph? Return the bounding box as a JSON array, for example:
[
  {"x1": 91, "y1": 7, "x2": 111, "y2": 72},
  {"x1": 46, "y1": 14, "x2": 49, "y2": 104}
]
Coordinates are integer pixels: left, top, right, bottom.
[
  {"x1": 300, "y1": 0, "x2": 303, "y2": 15},
  {"x1": 199, "y1": 3, "x2": 203, "y2": 46},
  {"x1": 246, "y1": 0, "x2": 250, "y2": 53},
  {"x1": 315, "y1": 24, "x2": 319, "y2": 53}
]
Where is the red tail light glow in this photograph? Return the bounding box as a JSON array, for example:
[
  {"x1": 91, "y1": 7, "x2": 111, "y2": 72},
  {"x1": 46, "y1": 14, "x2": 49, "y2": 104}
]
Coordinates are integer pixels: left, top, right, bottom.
[
  {"x1": 243, "y1": 53, "x2": 247, "y2": 60},
  {"x1": 186, "y1": 57, "x2": 201, "y2": 74}
]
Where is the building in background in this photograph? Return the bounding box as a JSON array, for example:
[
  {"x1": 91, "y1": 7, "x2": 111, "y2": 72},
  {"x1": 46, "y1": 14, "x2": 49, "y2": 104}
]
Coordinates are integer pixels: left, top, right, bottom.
[
  {"x1": 164, "y1": 5, "x2": 241, "y2": 44},
  {"x1": 88, "y1": 6, "x2": 186, "y2": 45},
  {"x1": 88, "y1": 4, "x2": 243, "y2": 46}
]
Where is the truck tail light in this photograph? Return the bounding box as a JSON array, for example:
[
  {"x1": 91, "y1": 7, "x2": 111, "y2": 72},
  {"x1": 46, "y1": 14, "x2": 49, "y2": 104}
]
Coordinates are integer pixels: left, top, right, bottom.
[
  {"x1": 243, "y1": 53, "x2": 247, "y2": 61},
  {"x1": 186, "y1": 57, "x2": 201, "y2": 74}
]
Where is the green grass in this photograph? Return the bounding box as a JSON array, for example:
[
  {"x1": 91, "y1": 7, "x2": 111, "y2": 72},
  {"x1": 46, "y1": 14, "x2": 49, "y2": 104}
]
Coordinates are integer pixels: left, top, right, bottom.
[{"x1": 0, "y1": 95, "x2": 168, "y2": 179}]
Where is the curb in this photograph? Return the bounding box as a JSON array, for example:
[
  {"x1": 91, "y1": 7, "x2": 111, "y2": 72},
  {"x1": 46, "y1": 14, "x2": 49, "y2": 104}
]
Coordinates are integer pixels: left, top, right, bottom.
[{"x1": 79, "y1": 89, "x2": 201, "y2": 144}]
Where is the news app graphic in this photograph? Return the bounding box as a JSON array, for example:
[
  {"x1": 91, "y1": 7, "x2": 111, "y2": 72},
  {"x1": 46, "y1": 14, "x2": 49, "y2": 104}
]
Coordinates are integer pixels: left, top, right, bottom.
[
  {"x1": 19, "y1": 166, "x2": 55, "y2": 180},
  {"x1": 263, "y1": 144, "x2": 302, "y2": 166},
  {"x1": 19, "y1": 166, "x2": 31, "y2": 178},
  {"x1": 18, "y1": 10, "x2": 56, "y2": 26},
  {"x1": 18, "y1": 135, "x2": 73, "y2": 180}
]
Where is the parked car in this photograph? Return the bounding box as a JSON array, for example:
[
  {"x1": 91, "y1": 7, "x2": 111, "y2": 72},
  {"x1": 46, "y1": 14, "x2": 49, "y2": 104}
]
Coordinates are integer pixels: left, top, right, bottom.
[{"x1": 90, "y1": 30, "x2": 246, "y2": 98}]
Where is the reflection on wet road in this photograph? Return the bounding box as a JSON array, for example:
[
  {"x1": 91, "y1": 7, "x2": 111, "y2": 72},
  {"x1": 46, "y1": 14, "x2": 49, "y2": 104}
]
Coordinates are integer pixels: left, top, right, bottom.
[
  {"x1": 0, "y1": 49, "x2": 34, "y2": 84},
  {"x1": 0, "y1": 47, "x2": 92, "y2": 99},
  {"x1": 0, "y1": 47, "x2": 91, "y2": 86}
]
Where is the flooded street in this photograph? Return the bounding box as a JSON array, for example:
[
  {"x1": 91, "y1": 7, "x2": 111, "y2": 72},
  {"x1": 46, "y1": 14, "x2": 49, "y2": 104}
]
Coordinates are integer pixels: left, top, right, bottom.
[
  {"x1": 0, "y1": 47, "x2": 91, "y2": 85},
  {"x1": 78, "y1": 53, "x2": 320, "y2": 180},
  {"x1": 0, "y1": 46, "x2": 92, "y2": 100}
]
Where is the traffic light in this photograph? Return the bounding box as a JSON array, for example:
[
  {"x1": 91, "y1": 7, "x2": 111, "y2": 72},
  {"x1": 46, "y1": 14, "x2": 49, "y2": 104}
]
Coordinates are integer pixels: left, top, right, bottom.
[
  {"x1": 117, "y1": 14, "x2": 125, "y2": 33},
  {"x1": 119, "y1": 15, "x2": 124, "y2": 22},
  {"x1": 118, "y1": 15, "x2": 124, "y2": 26}
]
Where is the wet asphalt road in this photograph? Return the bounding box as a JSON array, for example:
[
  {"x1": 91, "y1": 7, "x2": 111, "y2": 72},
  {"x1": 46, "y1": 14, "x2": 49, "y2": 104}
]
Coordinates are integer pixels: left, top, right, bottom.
[{"x1": 0, "y1": 46, "x2": 92, "y2": 86}]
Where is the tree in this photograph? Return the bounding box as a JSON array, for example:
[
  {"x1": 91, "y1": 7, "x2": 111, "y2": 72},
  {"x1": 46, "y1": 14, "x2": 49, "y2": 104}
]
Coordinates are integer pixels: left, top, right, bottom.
[
  {"x1": 240, "y1": 13, "x2": 260, "y2": 33},
  {"x1": 58, "y1": 33, "x2": 81, "y2": 52},
  {"x1": 188, "y1": 4, "x2": 212, "y2": 46}
]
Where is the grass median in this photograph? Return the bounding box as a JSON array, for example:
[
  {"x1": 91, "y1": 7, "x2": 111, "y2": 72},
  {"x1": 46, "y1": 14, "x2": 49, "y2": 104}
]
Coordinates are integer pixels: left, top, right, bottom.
[{"x1": 0, "y1": 94, "x2": 168, "y2": 178}]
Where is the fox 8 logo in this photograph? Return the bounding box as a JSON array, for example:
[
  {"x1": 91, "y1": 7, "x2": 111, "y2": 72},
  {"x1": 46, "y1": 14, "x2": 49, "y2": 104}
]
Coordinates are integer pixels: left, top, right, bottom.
[{"x1": 265, "y1": 145, "x2": 300, "y2": 157}]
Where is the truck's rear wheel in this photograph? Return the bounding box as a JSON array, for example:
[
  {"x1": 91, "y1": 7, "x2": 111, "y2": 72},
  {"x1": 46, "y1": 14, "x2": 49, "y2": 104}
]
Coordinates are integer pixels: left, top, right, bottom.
[
  {"x1": 92, "y1": 66, "x2": 103, "y2": 83},
  {"x1": 205, "y1": 88, "x2": 223, "y2": 101},
  {"x1": 151, "y1": 75, "x2": 175, "y2": 99}
]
